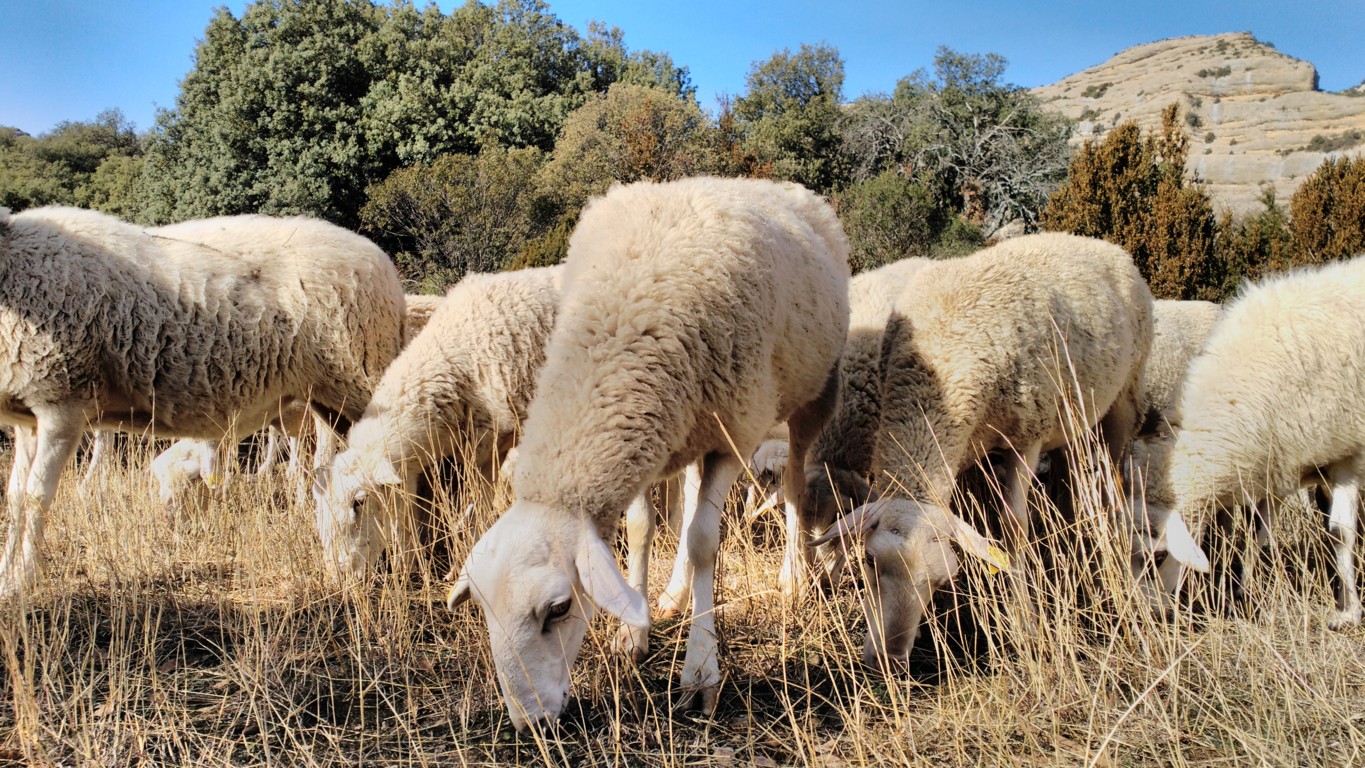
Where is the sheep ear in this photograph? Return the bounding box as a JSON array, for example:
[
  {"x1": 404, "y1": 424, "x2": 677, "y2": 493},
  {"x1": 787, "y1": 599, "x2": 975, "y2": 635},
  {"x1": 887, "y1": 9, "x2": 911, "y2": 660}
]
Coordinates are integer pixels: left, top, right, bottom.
[
  {"x1": 746, "y1": 486, "x2": 785, "y2": 522},
  {"x1": 367, "y1": 457, "x2": 402, "y2": 487},
  {"x1": 1163, "y1": 511, "x2": 1211, "y2": 573},
  {"x1": 948, "y1": 514, "x2": 1011, "y2": 573},
  {"x1": 810, "y1": 498, "x2": 890, "y2": 547},
  {"x1": 575, "y1": 533, "x2": 649, "y2": 629},
  {"x1": 446, "y1": 568, "x2": 472, "y2": 610}
]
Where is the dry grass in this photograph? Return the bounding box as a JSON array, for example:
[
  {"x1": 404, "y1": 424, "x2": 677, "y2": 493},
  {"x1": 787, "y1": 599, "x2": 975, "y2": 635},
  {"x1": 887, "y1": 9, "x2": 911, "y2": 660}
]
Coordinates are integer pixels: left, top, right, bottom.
[{"x1": 1, "y1": 431, "x2": 1364, "y2": 768}]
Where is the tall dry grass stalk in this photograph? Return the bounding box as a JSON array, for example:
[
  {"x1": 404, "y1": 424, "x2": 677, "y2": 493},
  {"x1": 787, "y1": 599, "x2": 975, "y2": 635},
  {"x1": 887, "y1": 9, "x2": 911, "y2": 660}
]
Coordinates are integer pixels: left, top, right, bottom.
[{"x1": 0, "y1": 414, "x2": 1362, "y2": 767}]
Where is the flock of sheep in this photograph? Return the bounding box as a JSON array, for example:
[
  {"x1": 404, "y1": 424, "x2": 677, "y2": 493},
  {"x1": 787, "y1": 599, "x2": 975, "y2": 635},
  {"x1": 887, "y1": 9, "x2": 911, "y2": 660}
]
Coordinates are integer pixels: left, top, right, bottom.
[{"x1": 0, "y1": 176, "x2": 1360, "y2": 732}]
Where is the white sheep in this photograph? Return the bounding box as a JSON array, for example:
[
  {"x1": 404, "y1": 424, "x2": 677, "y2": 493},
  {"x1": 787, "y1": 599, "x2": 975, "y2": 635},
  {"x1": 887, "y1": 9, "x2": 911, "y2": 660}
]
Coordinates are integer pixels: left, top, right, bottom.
[
  {"x1": 785, "y1": 256, "x2": 932, "y2": 595},
  {"x1": 445, "y1": 177, "x2": 850, "y2": 731},
  {"x1": 816, "y1": 232, "x2": 1153, "y2": 669},
  {"x1": 1147, "y1": 255, "x2": 1365, "y2": 629},
  {"x1": 0, "y1": 207, "x2": 404, "y2": 594},
  {"x1": 314, "y1": 266, "x2": 561, "y2": 580},
  {"x1": 1136, "y1": 300, "x2": 1222, "y2": 434},
  {"x1": 256, "y1": 294, "x2": 443, "y2": 479},
  {"x1": 1122, "y1": 300, "x2": 1223, "y2": 562}
]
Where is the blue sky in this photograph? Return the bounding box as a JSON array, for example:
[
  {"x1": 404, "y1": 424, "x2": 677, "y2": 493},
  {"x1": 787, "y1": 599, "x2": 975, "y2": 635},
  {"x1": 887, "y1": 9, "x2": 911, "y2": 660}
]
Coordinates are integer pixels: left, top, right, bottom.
[{"x1": 2, "y1": 0, "x2": 1362, "y2": 136}]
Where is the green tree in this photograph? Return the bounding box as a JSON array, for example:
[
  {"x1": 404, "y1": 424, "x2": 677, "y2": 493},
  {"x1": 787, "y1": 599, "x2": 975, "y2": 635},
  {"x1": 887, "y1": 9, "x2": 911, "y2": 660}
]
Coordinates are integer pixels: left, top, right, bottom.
[
  {"x1": 360, "y1": 142, "x2": 547, "y2": 288},
  {"x1": 0, "y1": 110, "x2": 144, "y2": 214},
  {"x1": 732, "y1": 43, "x2": 847, "y2": 193},
  {"x1": 1288, "y1": 155, "x2": 1365, "y2": 265},
  {"x1": 140, "y1": 0, "x2": 654, "y2": 227},
  {"x1": 536, "y1": 82, "x2": 720, "y2": 216},
  {"x1": 842, "y1": 48, "x2": 1072, "y2": 236},
  {"x1": 1042, "y1": 104, "x2": 1220, "y2": 300},
  {"x1": 835, "y1": 170, "x2": 954, "y2": 272},
  {"x1": 1212, "y1": 185, "x2": 1290, "y2": 293}
]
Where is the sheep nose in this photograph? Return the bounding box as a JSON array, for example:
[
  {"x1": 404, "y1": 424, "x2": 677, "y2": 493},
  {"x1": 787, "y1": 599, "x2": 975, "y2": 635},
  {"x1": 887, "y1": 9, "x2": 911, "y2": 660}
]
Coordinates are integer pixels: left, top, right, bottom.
[
  {"x1": 862, "y1": 644, "x2": 910, "y2": 673},
  {"x1": 518, "y1": 713, "x2": 558, "y2": 736}
]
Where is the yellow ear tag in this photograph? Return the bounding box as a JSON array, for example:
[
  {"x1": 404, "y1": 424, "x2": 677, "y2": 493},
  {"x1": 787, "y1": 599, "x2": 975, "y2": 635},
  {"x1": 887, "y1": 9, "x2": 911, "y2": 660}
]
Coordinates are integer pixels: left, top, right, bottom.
[
  {"x1": 982, "y1": 546, "x2": 1011, "y2": 575},
  {"x1": 204, "y1": 473, "x2": 222, "y2": 489}
]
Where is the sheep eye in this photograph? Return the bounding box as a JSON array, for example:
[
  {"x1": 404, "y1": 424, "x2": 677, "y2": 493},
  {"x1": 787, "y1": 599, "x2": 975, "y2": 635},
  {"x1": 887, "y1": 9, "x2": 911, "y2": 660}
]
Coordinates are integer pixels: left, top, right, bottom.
[{"x1": 542, "y1": 599, "x2": 571, "y2": 633}]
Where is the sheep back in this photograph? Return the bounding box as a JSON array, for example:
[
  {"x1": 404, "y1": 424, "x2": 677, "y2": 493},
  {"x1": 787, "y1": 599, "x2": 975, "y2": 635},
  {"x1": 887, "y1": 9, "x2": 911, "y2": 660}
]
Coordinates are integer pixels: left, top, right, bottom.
[
  {"x1": 344, "y1": 265, "x2": 562, "y2": 470},
  {"x1": 809, "y1": 257, "x2": 933, "y2": 490},
  {"x1": 876, "y1": 232, "x2": 1153, "y2": 500},
  {"x1": 1170, "y1": 255, "x2": 1365, "y2": 509},
  {"x1": 515, "y1": 177, "x2": 850, "y2": 529},
  {"x1": 0, "y1": 207, "x2": 403, "y2": 437},
  {"x1": 1139, "y1": 300, "x2": 1222, "y2": 432}
]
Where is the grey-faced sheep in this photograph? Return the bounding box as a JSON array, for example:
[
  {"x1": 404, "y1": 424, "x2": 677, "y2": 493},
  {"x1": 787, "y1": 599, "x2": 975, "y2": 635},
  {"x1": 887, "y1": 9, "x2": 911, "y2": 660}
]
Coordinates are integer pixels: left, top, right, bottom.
[
  {"x1": 1146, "y1": 255, "x2": 1365, "y2": 629},
  {"x1": 445, "y1": 177, "x2": 850, "y2": 731},
  {"x1": 816, "y1": 232, "x2": 1153, "y2": 669},
  {"x1": 313, "y1": 266, "x2": 561, "y2": 581},
  {"x1": 0, "y1": 207, "x2": 404, "y2": 595}
]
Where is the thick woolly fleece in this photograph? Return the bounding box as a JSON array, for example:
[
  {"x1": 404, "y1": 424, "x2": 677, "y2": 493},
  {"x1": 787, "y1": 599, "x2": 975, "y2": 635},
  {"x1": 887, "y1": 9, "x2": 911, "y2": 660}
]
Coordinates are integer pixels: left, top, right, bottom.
[
  {"x1": 0, "y1": 207, "x2": 404, "y2": 436},
  {"x1": 513, "y1": 176, "x2": 851, "y2": 536},
  {"x1": 875, "y1": 232, "x2": 1154, "y2": 502}
]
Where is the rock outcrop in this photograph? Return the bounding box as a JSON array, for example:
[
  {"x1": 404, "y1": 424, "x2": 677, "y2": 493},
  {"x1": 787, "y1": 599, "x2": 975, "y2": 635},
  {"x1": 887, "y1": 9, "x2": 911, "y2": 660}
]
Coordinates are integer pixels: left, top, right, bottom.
[{"x1": 1033, "y1": 33, "x2": 1365, "y2": 216}]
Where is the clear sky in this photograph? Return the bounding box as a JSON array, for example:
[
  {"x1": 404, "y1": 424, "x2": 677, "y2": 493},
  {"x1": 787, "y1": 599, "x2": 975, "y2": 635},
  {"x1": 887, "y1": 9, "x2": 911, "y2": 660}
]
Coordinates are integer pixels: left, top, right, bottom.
[{"x1": 2, "y1": 0, "x2": 1362, "y2": 136}]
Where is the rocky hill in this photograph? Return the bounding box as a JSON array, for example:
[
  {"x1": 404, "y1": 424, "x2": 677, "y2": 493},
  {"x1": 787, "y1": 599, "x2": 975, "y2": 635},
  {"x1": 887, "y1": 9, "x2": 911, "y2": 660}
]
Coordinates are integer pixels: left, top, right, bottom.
[{"x1": 1032, "y1": 33, "x2": 1365, "y2": 216}]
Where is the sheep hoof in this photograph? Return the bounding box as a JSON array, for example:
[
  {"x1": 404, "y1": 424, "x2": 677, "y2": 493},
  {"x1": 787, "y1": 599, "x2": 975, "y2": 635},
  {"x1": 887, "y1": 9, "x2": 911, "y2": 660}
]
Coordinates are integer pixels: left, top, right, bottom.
[
  {"x1": 656, "y1": 589, "x2": 687, "y2": 620},
  {"x1": 673, "y1": 684, "x2": 720, "y2": 717},
  {"x1": 1328, "y1": 606, "x2": 1362, "y2": 631},
  {"x1": 613, "y1": 623, "x2": 649, "y2": 663}
]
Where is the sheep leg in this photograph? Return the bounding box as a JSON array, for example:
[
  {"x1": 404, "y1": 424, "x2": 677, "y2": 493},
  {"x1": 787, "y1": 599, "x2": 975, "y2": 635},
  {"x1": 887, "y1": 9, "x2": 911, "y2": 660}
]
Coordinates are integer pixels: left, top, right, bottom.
[
  {"x1": 677, "y1": 451, "x2": 742, "y2": 716},
  {"x1": 0, "y1": 410, "x2": 83, "y2": 596},
  {"x1": 613, "y1": 492, "x2": 655, "y2": 662},
  {"x1": 256, "y1": 429, "x2": 282, "y2": 475},
  {"x1": 657, "y1": 463, "x2": 702, "y2": 619},
  {"x1": 1326, "y1": 463, "x2": 1362, "y2": 630},
  {"x1": 285, "y1": 435, "x2": 303, "y2": 478},
  {"x1": 1001, "y1": 443, "x2": 1042, "y2": 552},
  {"x1": 661, "y1": 472, "x2": 685, "y2": 538},
  {"x1": 0, "y1": 426, "x2": 38, "y2": 583},
  {"x1": 782, "y1": 364, "x2": 842, "y2": 599},
  {"x1": 79, "y1": 430, "x2": 110, "y2": 492},
  {"x1": 1235, "y1": 498, "x2": 1274, "y2": 603}
]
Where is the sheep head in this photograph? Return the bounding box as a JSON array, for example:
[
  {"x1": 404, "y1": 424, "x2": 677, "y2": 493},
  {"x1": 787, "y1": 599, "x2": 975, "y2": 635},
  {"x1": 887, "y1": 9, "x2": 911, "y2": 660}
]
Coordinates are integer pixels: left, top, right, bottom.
[
  {"x1": 446, "y1": 500, "x2": 647, "y2": 732},
  {"x1": 813, "y1": 497, "x2": 1005, "y2": 670},
  {"x1": 312, "y1": 449, "x2": 402, "y2": 581}
]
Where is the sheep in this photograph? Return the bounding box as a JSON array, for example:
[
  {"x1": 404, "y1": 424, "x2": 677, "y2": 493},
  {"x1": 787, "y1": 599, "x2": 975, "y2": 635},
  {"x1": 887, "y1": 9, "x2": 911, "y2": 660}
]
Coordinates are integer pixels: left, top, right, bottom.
[
  {"x1": 785, "y1": 255, "x2": 932, "y2": 595},
  {"x1": 1136, "y1": 300, "x2": 1222, "y2": 434},
  {"x1": 256, "y1": 294, "x2": 444, "y2": 479},
  {"x1": 1121, "y1": 300, "x2": 1223, "y2": 561},
  {"x1": 149, "y1": 438, "x2": 220, "y2": 520},
  {"x1": 313, "y1": 266, "x2": 562, "y2": 581},
  {"x1": 445, "y1": 177, "x2": 850, "y2": 731},
  {"x1": 0, "y1": 207, "x2": 404, "y2": 595},
  {"x1": 815, "y1": 232, "x2": 1153, "y2": 669},
  {"x1": 1145, "y1": 255, "x2": 1365, "y2": 629}
]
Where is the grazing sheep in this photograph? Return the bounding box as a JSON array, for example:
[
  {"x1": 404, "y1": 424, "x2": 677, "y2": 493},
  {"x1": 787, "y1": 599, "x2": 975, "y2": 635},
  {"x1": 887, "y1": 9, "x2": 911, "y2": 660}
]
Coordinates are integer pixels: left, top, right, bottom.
[
  {"x1": 1121, "y1": 300, "x2": 1223, "y2": 562},
  {"x1": 1137, "y1": 300, "x2": 1222, "y2": 434},
  {"x1": 149, "y1": 438, "x2": 219, "y2": 520},
  {"x1": 401, "y1": 293, "x2": 443, "y2": 338},
  {"x1": 786, "y1": 256, "x2": 932, "y2": 596},
  {"x1": 446, "y1": 177, "x2": 850, "y2": 731},
  {"x1": 314, "y1": 266, "x2": 562, "y2": 580},
  {"x1": 0, "y1": 207, "x2": 404, "y2": 595},
  {"x1": 816, "y1": 232, "x2": 1153, "y2": 669},
  {"x1": 1147, "y1": 255, "x2": 1365, "y2": 629},
  {"x1": 256, "y1": 294, "x2": 444, "y2": 479}
]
